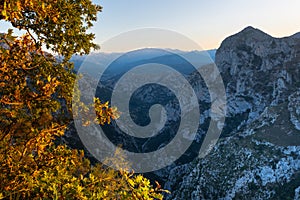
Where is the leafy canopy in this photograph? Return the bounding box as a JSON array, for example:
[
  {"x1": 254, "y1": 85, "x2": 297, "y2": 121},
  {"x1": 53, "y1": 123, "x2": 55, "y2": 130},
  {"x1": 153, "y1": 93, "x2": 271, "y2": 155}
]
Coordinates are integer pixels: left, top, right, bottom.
[{"x1": 0, "y1": 0, "x2": 165, "y2": 199}]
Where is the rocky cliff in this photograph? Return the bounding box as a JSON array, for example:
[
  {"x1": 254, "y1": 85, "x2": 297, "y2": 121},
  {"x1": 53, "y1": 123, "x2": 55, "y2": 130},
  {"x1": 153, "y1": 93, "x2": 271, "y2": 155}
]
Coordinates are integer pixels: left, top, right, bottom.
[{"x1": 164, "y1": 26, "x2": 300, "y2": 199}]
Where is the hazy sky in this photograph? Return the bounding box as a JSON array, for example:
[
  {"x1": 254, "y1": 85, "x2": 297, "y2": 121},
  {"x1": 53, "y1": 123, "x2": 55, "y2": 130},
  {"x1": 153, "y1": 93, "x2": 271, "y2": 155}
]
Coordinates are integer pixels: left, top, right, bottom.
[
  {"x1": 1, "y1": 0, "x2": 299, "y2": 50},
  {"x1": 92, "y1": 0, "x2": 300, "y2": 50}
]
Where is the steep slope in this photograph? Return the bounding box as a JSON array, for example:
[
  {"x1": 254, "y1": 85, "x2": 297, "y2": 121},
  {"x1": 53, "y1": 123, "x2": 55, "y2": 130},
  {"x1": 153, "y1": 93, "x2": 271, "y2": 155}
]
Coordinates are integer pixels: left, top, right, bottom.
[
  {"x1": 164, "y1": 26, "x2": 300, "y2": 199},
  {"x1": 217, "y1": 26, "x2": 300, "y2": 136}
]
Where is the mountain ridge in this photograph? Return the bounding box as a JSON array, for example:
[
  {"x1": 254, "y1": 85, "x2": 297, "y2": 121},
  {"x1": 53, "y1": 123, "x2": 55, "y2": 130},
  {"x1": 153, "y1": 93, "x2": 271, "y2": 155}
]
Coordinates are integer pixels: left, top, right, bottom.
[{"x1": 164, "y1": 26, "x2": 300, "y2": 199}]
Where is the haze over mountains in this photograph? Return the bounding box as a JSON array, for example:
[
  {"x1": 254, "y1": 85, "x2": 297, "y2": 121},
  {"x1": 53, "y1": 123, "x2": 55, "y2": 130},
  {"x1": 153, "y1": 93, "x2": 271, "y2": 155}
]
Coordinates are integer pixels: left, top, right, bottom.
[
  {"x1": 71, "y1": 48, "x2": 216, "y2": 77},
  {"x1": 66, "y1": 26, "x2": 300, "y2": 199}
]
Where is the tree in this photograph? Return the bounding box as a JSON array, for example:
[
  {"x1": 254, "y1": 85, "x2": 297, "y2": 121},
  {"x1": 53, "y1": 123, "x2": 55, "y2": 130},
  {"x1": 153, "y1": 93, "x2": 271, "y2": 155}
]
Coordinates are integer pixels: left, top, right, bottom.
[{"x1": 0, "y1": 0, "x2": 165, "y2": 199}]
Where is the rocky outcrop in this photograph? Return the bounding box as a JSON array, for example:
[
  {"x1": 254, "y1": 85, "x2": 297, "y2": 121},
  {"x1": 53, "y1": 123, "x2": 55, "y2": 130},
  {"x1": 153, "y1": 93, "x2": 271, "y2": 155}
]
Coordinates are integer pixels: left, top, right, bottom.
[
  {"x1": 164, "y1": 26, "x2": 300, "y2": 199},
  {"x1": 217, "y1": 26, "x2": 300, "y2": 135}
]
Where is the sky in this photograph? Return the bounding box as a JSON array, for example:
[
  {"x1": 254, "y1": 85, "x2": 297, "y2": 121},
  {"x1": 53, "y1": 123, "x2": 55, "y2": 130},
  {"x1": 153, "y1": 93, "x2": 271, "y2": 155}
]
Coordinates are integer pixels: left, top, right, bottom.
[
  {"x1": 1, "y1": 0, "x2": 300, "y2": 51},
  {"x1": 92, "y1": 0, "x2": 300, "y2": 50}
]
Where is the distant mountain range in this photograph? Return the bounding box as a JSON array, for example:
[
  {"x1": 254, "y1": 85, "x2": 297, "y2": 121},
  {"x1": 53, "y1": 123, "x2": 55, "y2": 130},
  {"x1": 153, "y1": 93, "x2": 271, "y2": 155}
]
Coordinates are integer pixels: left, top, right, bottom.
[
  {"x1": 71, "y1": 48, "x2": 217, "y2": 78},
  {"x1": 66, "y1": 26, "x2": 300, "y2": 199}
]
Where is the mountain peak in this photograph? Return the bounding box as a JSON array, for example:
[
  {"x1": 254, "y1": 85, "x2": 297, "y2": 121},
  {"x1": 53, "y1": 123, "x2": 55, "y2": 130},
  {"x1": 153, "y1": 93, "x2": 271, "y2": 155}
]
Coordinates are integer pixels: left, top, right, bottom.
[
  {"x1": 242, "y1": 26, "x2": 257, "y2": 31},
  {"x1": 217, "y1": 26, "x2": 273, "y2": 51},
  {"x1": 236, "y1": 26, "x2": 271, "y2": 39}
]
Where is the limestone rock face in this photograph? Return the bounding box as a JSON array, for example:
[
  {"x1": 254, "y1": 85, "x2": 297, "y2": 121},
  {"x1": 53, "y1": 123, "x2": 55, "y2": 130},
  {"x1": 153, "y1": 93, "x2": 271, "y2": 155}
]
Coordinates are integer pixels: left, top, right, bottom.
[{"x1": 164, "y1": 27, "x2": 300, "y2": 200}]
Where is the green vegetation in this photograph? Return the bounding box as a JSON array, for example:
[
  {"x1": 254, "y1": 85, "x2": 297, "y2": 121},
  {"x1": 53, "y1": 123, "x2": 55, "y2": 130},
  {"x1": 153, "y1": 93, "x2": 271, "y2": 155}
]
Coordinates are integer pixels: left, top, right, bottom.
[{"x1": 0, "y1": 0, "x2": 165, "y2": 199}]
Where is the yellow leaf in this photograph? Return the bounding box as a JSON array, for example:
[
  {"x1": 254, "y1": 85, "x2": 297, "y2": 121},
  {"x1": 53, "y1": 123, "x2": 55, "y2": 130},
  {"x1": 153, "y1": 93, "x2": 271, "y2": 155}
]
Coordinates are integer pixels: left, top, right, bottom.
[
  {"x1": 103, "y1": 190, "x2": 108, "y2": 196},
  {"x1": 52, "y1": 17, "x2": 58, "y2": 23},
  {"x1": 16, "y1": 1, "x2": 21, "y2": 10},
  {"x1": 128, "y1": 179, "x2": 135, "y2": 187},
  {"x1": 1, "y1": 10, "x2": 7, "y2": 19}
]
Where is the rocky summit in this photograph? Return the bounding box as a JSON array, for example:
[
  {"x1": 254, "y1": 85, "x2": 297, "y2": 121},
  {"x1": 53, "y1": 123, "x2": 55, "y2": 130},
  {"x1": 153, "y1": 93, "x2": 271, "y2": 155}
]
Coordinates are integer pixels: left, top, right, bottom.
[{"x1": 164, "y1": 26, "x2": 300, "y2": 199}]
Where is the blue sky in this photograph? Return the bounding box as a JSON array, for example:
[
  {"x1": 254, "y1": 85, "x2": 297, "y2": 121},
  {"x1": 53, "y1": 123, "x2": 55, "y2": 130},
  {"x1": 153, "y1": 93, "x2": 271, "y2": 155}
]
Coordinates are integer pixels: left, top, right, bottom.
[
  {"x1": 1, "y1": 0, "x2": 300, "y2": 50},
  {"x1": 92, "y1": 0, "x2": 300, "y2": 50}
]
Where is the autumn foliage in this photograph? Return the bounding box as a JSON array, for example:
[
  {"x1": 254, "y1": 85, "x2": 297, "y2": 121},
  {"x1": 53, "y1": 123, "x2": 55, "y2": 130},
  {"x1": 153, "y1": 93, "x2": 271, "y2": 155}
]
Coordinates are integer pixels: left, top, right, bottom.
[{"x1": 0, "y1": 0, "x2": 165, "y2": 199}]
